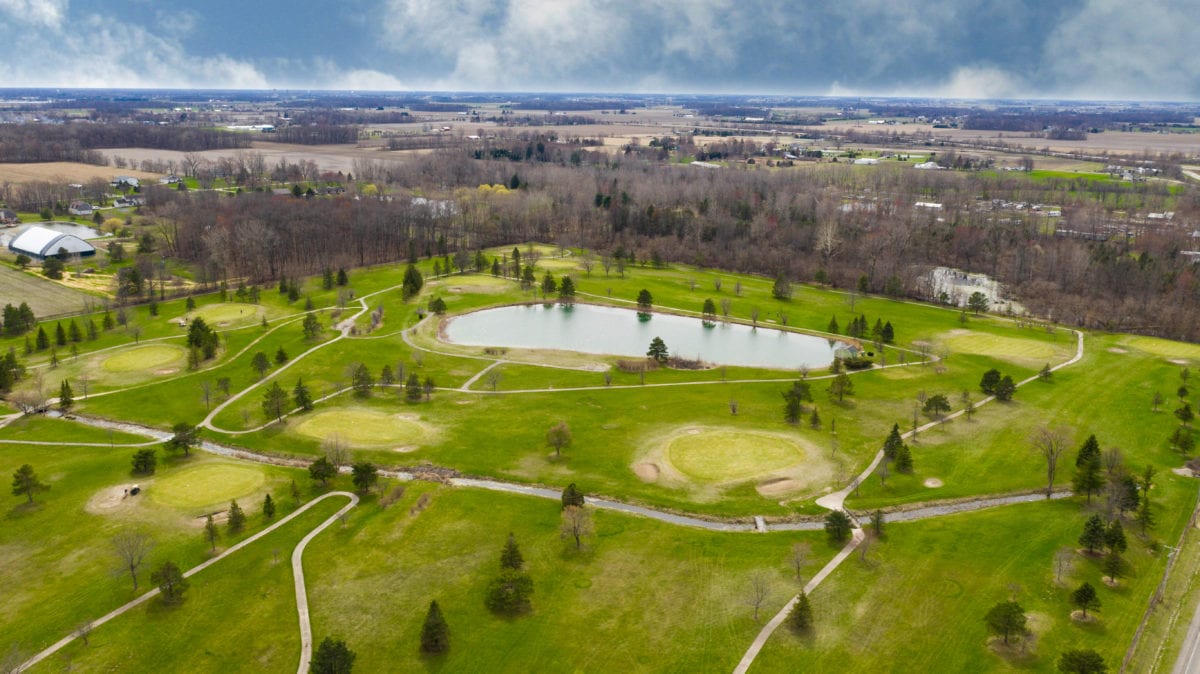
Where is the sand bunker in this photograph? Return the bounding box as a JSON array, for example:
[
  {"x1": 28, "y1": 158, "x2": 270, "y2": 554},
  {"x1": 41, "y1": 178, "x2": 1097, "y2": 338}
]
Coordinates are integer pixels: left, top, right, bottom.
[
  {"x1": 634, "y1": 463, "x2": 660, "y2": 482},
  {"x1": 1107, "y1": 347, "x2": 1128, "y2": 354},
  {"x1": 924, "y1": 478, "x2": 944, "y2": 488},
  {"x1": 86, "y1": 483, "x2": 145, "y2": 514}
]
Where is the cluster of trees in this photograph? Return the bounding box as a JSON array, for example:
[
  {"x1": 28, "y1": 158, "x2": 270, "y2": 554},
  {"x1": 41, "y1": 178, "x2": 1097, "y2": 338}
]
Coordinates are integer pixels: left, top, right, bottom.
[
  {"x1": 983, "y1": 600, "x2": 1108, "y2": 671},
  {"x1": 2, "y1": 303, "x2": 37, "y2": 337},
  {"x1": 980, "y1": 368, "x2": 1016, "y2": 401},
  {"x1": 186, "y1": 317, "x2": 220, "y2": 365}
]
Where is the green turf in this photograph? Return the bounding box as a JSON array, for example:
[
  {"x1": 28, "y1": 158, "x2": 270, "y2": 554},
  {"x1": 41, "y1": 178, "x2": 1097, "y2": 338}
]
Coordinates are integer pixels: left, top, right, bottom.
[
  {"x1": 149, "y1": 464, "x2": 268, "y2": 510},
  {"x1": 667, "y1": 429, "x2": 804, "y2": 482},
  {"x1": 291, "y1": 408, "x2": 432, "y2": 448},
  {"x1": 100, "y1": 343, "x2": 187, "y2": 373}
]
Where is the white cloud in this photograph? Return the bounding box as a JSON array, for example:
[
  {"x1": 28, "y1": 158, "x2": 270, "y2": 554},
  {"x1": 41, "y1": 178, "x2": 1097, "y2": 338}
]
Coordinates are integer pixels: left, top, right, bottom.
[
  {"x1": 0, "y1": 0, "x2": 67, "y2": 28},
  {"x1": 0, "y1": 14, "x2": 268, "y2": 88}
]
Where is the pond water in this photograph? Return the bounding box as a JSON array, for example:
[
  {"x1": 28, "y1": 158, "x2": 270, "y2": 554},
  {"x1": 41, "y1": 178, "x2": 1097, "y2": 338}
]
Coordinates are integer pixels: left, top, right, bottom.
[
  {"x1": 442, "y1": 303, "x2": 842, "y2": 370},
  {"x1": 0, "y1": 221, "x2": 108, "y2": 248}
]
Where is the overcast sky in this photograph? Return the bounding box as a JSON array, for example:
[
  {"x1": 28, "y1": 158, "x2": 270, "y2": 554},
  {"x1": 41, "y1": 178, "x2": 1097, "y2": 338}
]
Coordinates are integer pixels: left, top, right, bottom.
[{"x1": 0, "y1": 0, "x2": 1196, "y2": 100}]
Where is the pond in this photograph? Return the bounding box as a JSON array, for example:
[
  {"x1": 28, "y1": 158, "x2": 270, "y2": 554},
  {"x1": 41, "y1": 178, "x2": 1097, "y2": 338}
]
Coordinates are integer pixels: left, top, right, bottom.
[
  {"x1": 441, "y1": 303, "x2": 843, "y2": 370},
  {"x1": 0, "y1": 221, "x2": 108, "y2": 248}
]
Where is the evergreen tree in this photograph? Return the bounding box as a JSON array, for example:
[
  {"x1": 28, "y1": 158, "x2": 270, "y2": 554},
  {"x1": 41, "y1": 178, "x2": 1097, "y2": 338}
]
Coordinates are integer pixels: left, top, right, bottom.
[
  {"x1": 500, "y1": 533, "x2": 524, "y2": 570},
  {"x1": 561, "y1": 482, "x2": 585, "y2": 509},
  {"x1": 351, "y1": 462, "x2": 378, "y2": 493},
  {"x1": 293, "y1": 378, "x2": 313, "y2": 411},
  {"x1": 647, "y1": 336, "x2": 669, "y2": 362},
  {"x1": 828, "y1": 315, "x2": 840, "y2": 333},
  {"x1": 86, "y1": 319, "x2": 98, "y2": 341},
  {"x1": 309, "y1": 456, "x2": 336, "y2": 486},
  {"x1": 1073, "y1": 437, "x2": 1104, "y2": 503},
  {"x1": 67, "y1": 320, "x2": 81, "y2": 343},
  {"x1": 636, "y1": 289, "x2": 653, "y2": 311},
  {"x1": 150, "y1": 561, "x2": 188, "y2": 603},
  {"x1": 262, "y1": 381, "x2": 288, "y2": 421},
  {"x1": 994, "y1": 375, "x2": 1016, "y2": 401},
  {"x1": 312, "y1": 637, "x2": 356, "y2": 672},
  {"x1": 262, "y1": 493, "x2": 276, "y2": 520},
  {"x1": 1104, "y1": 520, "x2": 1127, "y2": 553},
  {"x1": 420, "y1": 601, "x2": 449, "y2": 654},
  {"x1": 1071, "y1": 582, "x2": 1100, "y2": 617},
  {"x1": 35, "y1": 326, "x2": 49, "y2": 350},
  {"x1": 380, "y1": 365, "x2": 395, "y2": 386},
  {"x1": 274, "y1": 345, "x2": 289, "y2": 364},
  {"x1": 58, "y1": 379, "x2": 73, "y2": 410},
  {"x1": 882, "y1": 423, "x2": 904, "y2": 459},
  {"x1": 337, "y1": 268, "x2": 348, "y2": 286},
  {"x1": 881, "y1": 321, "x2": 895, "y2": 343},
  {"x1": 251, "y1": 351, "x2": 270, "y2": 378},
  {"x1": 55, "y1": 322, "x2": 66, "y2": 346},
  {"x1": 1079, "y1": 515, "x2": 1106, "y2": 553},
  {"x1": 984, "y1": 600, "x2": 1028, "y2": 644},
  {"x1": 895, "y1": 444, "x2": 914, "y2": 473},
  {"x1": 787, "y1": 591, "x2": 814, "y2": 635},
  {"x1": 1103, "y1": 550, "x2": 1124, "y2": 582},
  {"x1": 405, "y1": 372, "x2": 422, "y2": 402},
  {"x1": 302, "y1": 313, "x2": 322, "y2": 340},
  {"x1": 559, "y1": 276, "x2": 576, "y2": 301},
  {"x1": 824, "y1": 510, "x2": 852, "y2": 544},
  {"x1": 131, "y1": 449, "x2": 157, "y2": 475},
  {"x1": 350, "y1": 363, "x2": 374, "y2": 397},
  {"x1": 1058, "y1": 649, "x2": 1107, "y2": 674},
  {"x1": 322, "y1": 267, "x2": 335, "y2": 290},
  {"x1": 485, "y1": 569, "x2": 534, "y2": 615},
  {"x1": 227, "y1": 500, "x2": 246, "y2": 534},
  {"x1": 11, "y1": 464, "x2": 48, "y2": 503},
  {"x1": 402, "y1": 264, "x2": 424, "y2": 299},
  {"x1": 980, "y1": 368, "x2": 1001, "y2": 394}
]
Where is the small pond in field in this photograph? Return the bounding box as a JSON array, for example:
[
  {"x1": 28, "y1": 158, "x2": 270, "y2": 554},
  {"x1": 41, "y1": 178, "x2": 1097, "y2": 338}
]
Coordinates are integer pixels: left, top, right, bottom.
[{"x1": 441, "y1": 303, "x2": 842, "y2": 370}]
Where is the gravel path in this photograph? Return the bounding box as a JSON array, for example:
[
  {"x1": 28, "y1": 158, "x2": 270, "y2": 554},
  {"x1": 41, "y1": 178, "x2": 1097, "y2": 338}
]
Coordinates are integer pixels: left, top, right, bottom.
[{"x1": 15, "y1": 491, "x2": 357, "y2": 674}]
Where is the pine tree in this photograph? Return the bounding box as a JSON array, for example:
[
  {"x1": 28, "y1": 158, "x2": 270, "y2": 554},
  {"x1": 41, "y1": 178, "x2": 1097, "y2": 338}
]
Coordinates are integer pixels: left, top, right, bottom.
[
  {"x1": 828, "y1": 316, "x2": 839, "y2": 334},
  {"x1": 262, "y1": 494, "x2": 276, "y2": 520},
  {"x1": 1079, "y1": 514, "x2": 1106, "y2": 553},
  {"x1": 1071, "y1": 582, "x2": 1100, "y2": 617},
  {"x1": 67, "y1": 320, "x2": 82, "y2": 343},
  {"x1": 561, "y1": 482, "x2": 585, "y2": 509},
  {"x1": 55, "y1": 322, "x2": 66, "y2": 346},
  {"x1": 500, "y1": 533, "x2": 524, "y2": 570},
  {"x1": 311, "y1": 637, "x2": 356, "y2": 673},
  {"x1": 1105, "y1": 520, "x2": 1127, "y2": 553},
  {"x1": 227, "y1": 500, "x2": 246, "y2": 534},
  {"x1": 894, "y1": 444, "x2": 914, "y2": 473},
  {"x1": 882, "y1": 423, "x2": 904, "y2": 459},
  {"x1": 36, "y1": 326, "x2": 49, "y2": 350},
  {"x1": 274, "y1": 345, "x2": 289, "y2": 364},
  {"x1": 420, "y1": 600, "x2": 449, "y2": 654},
  {"x1": 59, "y1": 379, "x2": 73, "y2": 410},
  {"x1": 1073, "y1": 436, "x2": 1104, "y2": 503},
  {"x1": 787, "y1": 591, "x2": 814, "y2": 634}
]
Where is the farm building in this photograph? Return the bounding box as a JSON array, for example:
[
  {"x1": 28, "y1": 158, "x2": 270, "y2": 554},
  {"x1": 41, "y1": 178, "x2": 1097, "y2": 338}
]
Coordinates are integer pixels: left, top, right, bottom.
[
  {"x1": 0, "y1": 208, "x2": 18, "y2": 225},
  {"x1": 8, "y1": 226, "x2": 95, "y2": 260}
]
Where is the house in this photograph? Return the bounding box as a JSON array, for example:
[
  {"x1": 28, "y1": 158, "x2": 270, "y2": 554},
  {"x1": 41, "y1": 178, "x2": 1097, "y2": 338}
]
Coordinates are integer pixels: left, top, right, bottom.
[
  {"x1": 0, "y1": 208, "x2": 18, "y2": 225},
  {"x1": 112, "y1": 196, "x2": 145, "y2": 208},
  {"x1": 68, "y1": 201, "x2": 94, "y2": 216},
  {"x1": 913, "y1": 161, "x2": 942, "y2": 170},
  {"x1": 111, "y1": 176, "x2": 140, "y2": 189},
  {"x1": 914, "y1": 202, "x2": 943, "y2": 210},
  {"x1": 8, "y1": 225, "x2": 96, "y2": 260},
  {"x1": 158, "y1": 175, "x2": 181, "y2": 185},
  {"x1": 852, "y1": 158, "x2": 879, "y2": 165}
]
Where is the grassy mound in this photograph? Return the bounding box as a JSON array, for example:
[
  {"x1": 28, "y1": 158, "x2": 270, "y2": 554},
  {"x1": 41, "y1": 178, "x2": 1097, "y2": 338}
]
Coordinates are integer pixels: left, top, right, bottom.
[
  {"x1": 100, "y1": 344, "x2": 187, "y2": 373},
  {"x1": 150, "y1": 463, "x2": 267, "y2": 509},
  {"x1": 292, "y1": 408, "x2": 430, "y2": 447},
  {"x1": 666, "y1": 429, "x2": 804, "y2": 482},
  {"x1": 188, "y1": 302, "x2": 263, "y2": 326}
]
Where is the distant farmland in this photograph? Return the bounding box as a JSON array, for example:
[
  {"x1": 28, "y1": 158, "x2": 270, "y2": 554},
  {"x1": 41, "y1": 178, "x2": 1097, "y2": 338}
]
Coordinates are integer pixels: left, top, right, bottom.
[
  {"x1": 0, "y1": 162, "x2": 161, "y2": 185},
  {"x1": 0, "y1": 266, "x2": 94, "y2": 317}
]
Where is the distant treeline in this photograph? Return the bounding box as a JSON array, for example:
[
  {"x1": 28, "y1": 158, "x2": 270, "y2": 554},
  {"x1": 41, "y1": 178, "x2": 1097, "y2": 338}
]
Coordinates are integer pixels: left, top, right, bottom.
[
  {"x1": 0, "y1": 124, "x2": 250, "y2": 163},
  {"x1": 259, "y1": 124, "x2": 359, "y2": 145}
]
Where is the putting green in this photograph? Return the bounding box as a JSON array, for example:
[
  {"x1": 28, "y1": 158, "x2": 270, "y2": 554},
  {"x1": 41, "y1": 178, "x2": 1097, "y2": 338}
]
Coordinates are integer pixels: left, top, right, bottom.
[
  {"x1": 188, "y1": 303, "x2": 263, "y2": 326},
  {"x1": 292, "y1": 409, "x2": 430, "y2": 447},
  {"x1": 1122, "y1": 335, "x2": 1200, "y2": 360},
  {"x1": 101, "y1": 344, "x2": 187, "y2": 373},
  {"x1": 666, "y1": 430, "x2": 803, "y2": 482},
  {"x1": 150, "y1": 464, "x2": 266, "y2": 509},
  {"x1": 942, "y1": 330, "x2": 1065, "y2": 363}
]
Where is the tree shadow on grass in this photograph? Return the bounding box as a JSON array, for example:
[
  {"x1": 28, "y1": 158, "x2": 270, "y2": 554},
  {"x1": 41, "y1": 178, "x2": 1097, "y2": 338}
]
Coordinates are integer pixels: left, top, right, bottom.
[{"x1": 5, "y1": 500, "x2": 44, "y2": 520}]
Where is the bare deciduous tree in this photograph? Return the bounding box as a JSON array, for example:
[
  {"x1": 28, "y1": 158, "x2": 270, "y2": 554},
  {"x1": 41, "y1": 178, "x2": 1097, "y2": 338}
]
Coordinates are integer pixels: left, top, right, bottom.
[
  {"x1": 560, "y1": 505, "x2": 593, "y2": 550},
  {"x1": 112, "y1": 530, "x2": 154, "y2": 591},
  {"x1": 789, "y1": 542, "x2": 812, "y2": 581},
  {"x1": 1031, "y1": 425, "x2": 1071, "y2": 498},
  {"x1": 322, "y1": 434, "x2": 352, "y2": 470},
  {"x1": 746, "y1": 573, "x2": 770, "y2": 622}
]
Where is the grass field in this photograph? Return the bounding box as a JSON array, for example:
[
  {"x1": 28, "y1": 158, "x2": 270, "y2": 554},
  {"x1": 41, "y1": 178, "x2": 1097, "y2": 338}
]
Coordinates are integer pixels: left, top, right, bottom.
[
  {"x1": 0, "y1": 266, "x2": 94, "y2": 317},
  {"x1": 291, "y1": 408, "x2": 434, "y2": 448},
  {"x1": 4, "y1": 246, "x2": 1200, "y2": 672},
  {"x1": 101, "y1": 343, "x2": 187, "y2": 373},
  {"x1": 149, "y1": 463, "x2": 268, "y2": 510}
]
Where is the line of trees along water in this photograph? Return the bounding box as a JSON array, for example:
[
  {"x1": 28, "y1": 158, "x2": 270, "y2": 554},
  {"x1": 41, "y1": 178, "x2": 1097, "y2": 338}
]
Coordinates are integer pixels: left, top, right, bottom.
[{"x1": 135, "y1": 148, "x2": 1200, "y2": 341}]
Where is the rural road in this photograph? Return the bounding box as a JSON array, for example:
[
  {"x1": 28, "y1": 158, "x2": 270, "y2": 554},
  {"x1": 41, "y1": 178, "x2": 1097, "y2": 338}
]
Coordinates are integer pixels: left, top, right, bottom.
[{"x1": 15, "y1": 491, "x2": 358, "y2": 674}]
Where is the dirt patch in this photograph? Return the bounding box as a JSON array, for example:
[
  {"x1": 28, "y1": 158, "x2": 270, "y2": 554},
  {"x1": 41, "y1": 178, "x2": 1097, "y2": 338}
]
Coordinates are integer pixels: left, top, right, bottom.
[
  {"x1": 85, "y1": 483, "x2": 146, "y2": 514},
  {"x1": 633, "y1": 462, "x2": 660, "y2": 482},
  {"x1": 392, "y1": 445, "x2": 419, "y2": 453},
  {"x1": 190, "y1": 510, "x2": 229, "y2": 529},
  {"x1": 1173, "y1": 467, "x2": 1198, "y2": 478},
  {"x1": 1171, "y1": 359, "x2": 1190, "y2": 365},
  {"x1": 1107, "y1": 347, "x2": 1128, "y2": 354},
  {"x1": 924, "y1": 478, "x2": 944, "y2": 488},
  {"x1": 1070, "y1": 610, "x2": 1099, "y2": 624},
  {"x1": 154, "y1": 368, "x2": 179, "y2": 375},
  {"x1": 455, "y1": 400, "x2": 473, "y2": 405},
  {"x1": 947, "y1": 329, "x2": 971, "y2": 336}
]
